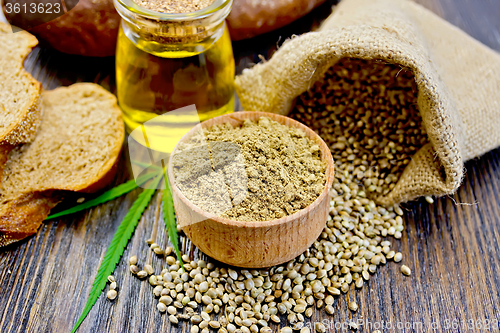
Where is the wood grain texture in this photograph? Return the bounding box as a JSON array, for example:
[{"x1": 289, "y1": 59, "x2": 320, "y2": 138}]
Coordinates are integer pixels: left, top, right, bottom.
[{"x1": 1, "y1": 0, "x2": 500, "y2": 332}]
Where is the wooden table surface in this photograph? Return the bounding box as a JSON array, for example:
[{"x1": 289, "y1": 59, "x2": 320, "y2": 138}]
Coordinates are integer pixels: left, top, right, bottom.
[{"x1": 1, "y1": 1, "x2": 500, "y2": 332}]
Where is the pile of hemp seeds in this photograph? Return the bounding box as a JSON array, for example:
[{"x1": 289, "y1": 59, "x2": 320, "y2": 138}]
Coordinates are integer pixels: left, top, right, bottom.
[{"x1": 118, "y1": 58, "x2": 426, "y2": 333}]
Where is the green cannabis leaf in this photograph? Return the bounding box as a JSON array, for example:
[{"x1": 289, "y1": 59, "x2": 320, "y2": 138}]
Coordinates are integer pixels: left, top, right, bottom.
[
  {"x1": 131, "y1": 159, "x2": 163, "y2": 171},
  {"x1": 70, "y1": 175, "x2": 163, "y2": 333},
  {"x1": 67, "y1": 161, "x2": 185, "y2": 332},
  {"x1": 46, "y1": 171, "x2": 161, "y2": 220},
  {"x1": 161, "y1": 163, "x2": 184, "y2": 269}
]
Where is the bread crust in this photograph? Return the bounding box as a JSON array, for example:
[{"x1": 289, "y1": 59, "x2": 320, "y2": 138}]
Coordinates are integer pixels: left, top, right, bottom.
[
  {"x1": 0, "y1": 144, "x2": 15, "y2": 183},
  {"x1": 3, "y1": 0, "x2": 328, "y2": 58},
  {"x1": 0, "y1": 83, "x2": 125, "y2": 247},
  {"x1": 0, "y1": 192, "x2": 60, "y2": 248},
  {"x1": 5, "y1": 0, "x2": 121, "y2": 57},
  {"x1": 38, "y1": 83, "x2": 125, "y2": 193},
  {"x1": 79, "y1": 153, "x2": 121, "y2": 193},
  {"x1": 227, "y1": 0, "x2": 327, "y2": 40},
  {"x1": 0, "y1": 22, "x2": 43, "y2": 145}
]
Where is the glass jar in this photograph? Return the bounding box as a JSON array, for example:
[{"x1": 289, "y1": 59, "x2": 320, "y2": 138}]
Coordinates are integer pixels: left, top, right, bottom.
[{"x1": 114, "y1": 0, "x2": 235, "y2": 153}]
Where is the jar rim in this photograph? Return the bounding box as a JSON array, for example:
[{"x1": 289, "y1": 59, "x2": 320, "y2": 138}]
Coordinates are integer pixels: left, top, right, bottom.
[{"x1": 114, "y1": 0, "x2": 232, "y2": 21}]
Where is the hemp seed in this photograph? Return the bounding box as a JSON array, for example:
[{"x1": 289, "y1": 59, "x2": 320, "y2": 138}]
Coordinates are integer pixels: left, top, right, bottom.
[
  {"x1": 107, "y1": 290, "x2": 117, "y2": 300},
  {"x1": 169, "y1": 315, "x2": 179, "y2": 324},
  {"x1": 349, "y1": 301, "x2": 358, "y2": 312},
  {"x1": 157, "y1": 302, "x2": 167, "y2": 312},
  {"x1": 401, "y1": 265, "x2": 412, "y2": 276}
]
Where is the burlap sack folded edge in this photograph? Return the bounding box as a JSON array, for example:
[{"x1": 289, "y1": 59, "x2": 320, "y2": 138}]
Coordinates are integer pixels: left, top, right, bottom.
[{"x1": 234, "y1": 0, "x2": 500, "y2": 205}]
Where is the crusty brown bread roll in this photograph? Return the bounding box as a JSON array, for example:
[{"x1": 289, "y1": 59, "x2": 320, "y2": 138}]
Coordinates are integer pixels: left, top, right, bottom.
[
  {"x1": 2, "y1": 0, "x2": 120, "y2": 57},
  {"x1": 227, "y1": 0, "x2": 327, "y2": 40},
  {"x1": 2, "y1": 0, "x2": 327, "y2": 56}
]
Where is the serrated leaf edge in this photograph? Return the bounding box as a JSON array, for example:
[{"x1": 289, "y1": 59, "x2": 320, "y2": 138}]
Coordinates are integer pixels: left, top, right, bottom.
[
  {"x1": 70, "y1": 175, "x2": 163, "y2": 333},
  {"x1": 47, "y1": 171, "x2": 161, "y2": 220}
]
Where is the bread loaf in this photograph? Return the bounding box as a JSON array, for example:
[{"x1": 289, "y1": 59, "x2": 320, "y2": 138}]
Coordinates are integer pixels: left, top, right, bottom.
[
  {"x1": 2, "y1": 0, "x2": 120, "y2": 57},
  {"x1": 227, "y1": 0, "x2": 327, "y2": 40},
  {"x1": 0, "y1": 83, "x2": 124, "y2": 247},
  {"x1": 3, "y1": 0, "x2": 327, "y2": 57}
]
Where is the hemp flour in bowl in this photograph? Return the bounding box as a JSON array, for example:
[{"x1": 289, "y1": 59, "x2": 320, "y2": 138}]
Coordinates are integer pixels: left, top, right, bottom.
[
  {"x1": 168, "y1": 112, "x2": 334, "y2": 268},
  {"x1": 171, "y1": 116, "x2": 327, "y2": 222}
]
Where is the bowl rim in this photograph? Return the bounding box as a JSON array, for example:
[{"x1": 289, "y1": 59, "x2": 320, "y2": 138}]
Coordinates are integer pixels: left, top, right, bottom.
[{"x1": 167, "y1": 111, "x2": 335, "y2": 229}]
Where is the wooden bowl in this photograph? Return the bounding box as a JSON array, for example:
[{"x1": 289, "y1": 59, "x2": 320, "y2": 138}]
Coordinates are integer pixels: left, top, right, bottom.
[{"x1": 168, "y1": 112, "x2": 334, "y2": 268}]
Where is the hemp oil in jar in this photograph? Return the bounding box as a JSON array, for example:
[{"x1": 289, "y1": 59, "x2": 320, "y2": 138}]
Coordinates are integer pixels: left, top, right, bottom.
[{"x1": 114, "y1": 0, "x2": 235, "y2": 153}]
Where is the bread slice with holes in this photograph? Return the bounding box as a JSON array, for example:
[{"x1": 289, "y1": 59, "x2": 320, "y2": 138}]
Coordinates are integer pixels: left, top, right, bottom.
[
  {"x1": 0, "y1": 23, "x2": 43, "y2": 179},
  {"x1": 0, "y1": 83, "x2": 124, "y2": 247}
]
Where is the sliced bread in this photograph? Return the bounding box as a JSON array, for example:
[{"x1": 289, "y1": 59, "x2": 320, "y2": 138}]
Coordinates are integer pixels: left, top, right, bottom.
[
  {"x1": 0, "y1": 23, "x2": 43, "y2": 178},
  {"x1": 0, "y1": 83, "x2": 124, "y2": 247}
]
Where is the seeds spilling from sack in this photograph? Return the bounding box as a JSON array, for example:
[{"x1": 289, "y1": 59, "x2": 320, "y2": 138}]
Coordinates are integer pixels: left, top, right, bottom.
[
  {"x1": 289, "y1": 57, "x2": 429, "y2": 198},
  {"x1": 127, "y1": 186, "x2": 408, "y2": 331},
  {"x1": 122, "y1": 58, "x2": 419, "y2": 330}
]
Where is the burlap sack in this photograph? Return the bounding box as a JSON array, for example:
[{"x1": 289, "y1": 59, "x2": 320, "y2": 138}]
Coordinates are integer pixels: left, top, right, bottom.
[{"x1": 235, "y1": 0, "x2": 500, "y2": 205}]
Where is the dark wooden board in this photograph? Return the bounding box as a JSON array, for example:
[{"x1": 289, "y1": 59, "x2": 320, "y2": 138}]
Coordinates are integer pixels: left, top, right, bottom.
[{"x1": 1, "y1": 0, "x2": 500, "y2": 332}]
